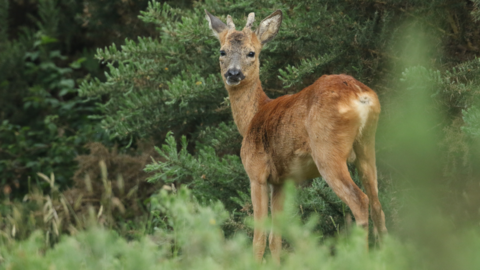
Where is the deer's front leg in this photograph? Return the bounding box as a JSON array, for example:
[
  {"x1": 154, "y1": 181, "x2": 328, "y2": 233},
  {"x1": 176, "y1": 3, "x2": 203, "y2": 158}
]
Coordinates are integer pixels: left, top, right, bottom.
[
  {"x1": 269, "y1": 184, "x2": 284, "y2": 265},
  {"x1": 250, "y1": 179, "x2": 269, "y2": 262}
]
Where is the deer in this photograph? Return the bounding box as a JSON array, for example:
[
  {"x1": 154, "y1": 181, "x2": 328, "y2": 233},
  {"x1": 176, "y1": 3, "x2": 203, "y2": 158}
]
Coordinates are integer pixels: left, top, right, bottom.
[{"x1": 204, "y1": 9, "x2": 388, "y2": 263}]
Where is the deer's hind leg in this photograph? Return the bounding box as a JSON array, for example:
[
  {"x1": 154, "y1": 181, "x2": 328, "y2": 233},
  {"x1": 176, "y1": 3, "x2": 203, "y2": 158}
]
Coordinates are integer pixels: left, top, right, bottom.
[
  {"x1": 354, "y1": 120, "x2": 387, "y2": 238},
  {"x1": 308, "y1": 115, "x2": 370, "y2": 236},
  {"x1": 312, "y1": 148, "x2": 370, "y2": 231}
]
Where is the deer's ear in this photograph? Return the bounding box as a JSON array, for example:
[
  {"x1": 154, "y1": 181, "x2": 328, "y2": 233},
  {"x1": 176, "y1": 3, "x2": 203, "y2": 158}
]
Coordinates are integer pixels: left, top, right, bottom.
[
  {"x1": 205, "y1": 10, "x2": 228, "y2": 40},
  {"x1": 255, "y1": 10, "x2": 282, "y2": 45}
]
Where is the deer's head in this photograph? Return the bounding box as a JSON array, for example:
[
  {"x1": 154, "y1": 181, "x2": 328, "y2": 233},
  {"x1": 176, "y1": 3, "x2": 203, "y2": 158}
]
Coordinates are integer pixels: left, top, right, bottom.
[{"x1": 205, "y1": 10, "x2": 282, "y2": 87}]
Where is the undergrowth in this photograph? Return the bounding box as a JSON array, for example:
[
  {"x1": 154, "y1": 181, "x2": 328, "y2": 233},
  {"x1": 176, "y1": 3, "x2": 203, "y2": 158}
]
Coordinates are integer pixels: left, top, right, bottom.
[{"x1": 1, "y1": 183, "x2": 479, "y2": 270}]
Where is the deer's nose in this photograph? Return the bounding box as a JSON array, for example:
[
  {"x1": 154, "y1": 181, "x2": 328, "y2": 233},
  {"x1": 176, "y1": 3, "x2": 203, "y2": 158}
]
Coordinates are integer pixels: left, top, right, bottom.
[
  {"x1": 227, "y1": 69, "x2": 240, "y2": 76},
  {"x1": 224, "y1": 68, "x2": 245, "y2": 81}
]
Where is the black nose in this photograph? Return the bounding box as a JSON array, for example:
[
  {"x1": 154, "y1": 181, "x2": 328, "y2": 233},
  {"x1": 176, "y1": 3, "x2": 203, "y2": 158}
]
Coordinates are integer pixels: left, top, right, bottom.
[
  {"x1": 224, "y1": 68, "x2": 245, "y2": 81},
  {"x1": 227, "y1": 69, "x2": 240, "y2": 77}
]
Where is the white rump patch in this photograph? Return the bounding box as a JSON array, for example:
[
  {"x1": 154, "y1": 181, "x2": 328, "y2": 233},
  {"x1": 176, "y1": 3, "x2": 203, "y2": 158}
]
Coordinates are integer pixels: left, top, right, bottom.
[
  {"x1": 359, "y1": 96, "x2": 370, "y2": 104},
  {"x1": 354, "y1": 94, "x2": 372, "y2": 136}
]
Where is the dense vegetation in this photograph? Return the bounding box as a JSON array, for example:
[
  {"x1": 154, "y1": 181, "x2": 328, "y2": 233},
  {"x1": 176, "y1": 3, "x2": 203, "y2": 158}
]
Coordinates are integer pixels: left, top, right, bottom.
[{"x1": 1, "y1": 0, "x2": 480, "y2": 268}]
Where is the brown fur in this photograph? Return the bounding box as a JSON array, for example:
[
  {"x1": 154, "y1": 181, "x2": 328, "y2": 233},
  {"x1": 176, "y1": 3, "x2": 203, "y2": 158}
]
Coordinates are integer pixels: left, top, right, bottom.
[{"x1": 206, "y1": 10, "x2": 387, "y2": 264}]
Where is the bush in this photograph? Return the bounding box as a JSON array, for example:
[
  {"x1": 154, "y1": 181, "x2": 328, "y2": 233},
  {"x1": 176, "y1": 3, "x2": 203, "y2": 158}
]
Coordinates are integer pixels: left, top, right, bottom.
[
  {"x1": 0, "y1": 0, "x2": 163, "y2": 198},
  {"x1": 2, "y1": 184, "x2": 480, "y2": 269}
]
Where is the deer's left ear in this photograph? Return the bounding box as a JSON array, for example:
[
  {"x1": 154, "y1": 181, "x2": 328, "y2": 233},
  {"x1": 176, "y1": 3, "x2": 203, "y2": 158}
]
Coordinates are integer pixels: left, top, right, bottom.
[
  {"x1": 205, "y1": 10, "x2": 228, "y2": 40},
  {"x1": 255, "y1": 10, "x2": 282, "y2": 45}
]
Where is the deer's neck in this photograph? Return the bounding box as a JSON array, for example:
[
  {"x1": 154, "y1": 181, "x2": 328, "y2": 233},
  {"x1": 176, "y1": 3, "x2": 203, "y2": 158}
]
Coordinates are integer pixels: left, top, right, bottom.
[{"x1": 226, "y1": 79, "x2": 270, "y2": 137}]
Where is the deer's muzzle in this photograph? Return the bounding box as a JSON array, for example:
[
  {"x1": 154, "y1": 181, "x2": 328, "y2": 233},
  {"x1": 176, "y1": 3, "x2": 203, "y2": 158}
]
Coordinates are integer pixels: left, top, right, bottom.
[{"x1": 224, "y1": 68, "x2": 245, "y2": 85}]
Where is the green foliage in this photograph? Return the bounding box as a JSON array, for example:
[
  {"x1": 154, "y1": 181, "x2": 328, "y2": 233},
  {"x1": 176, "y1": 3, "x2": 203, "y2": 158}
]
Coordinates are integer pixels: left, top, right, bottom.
[
  {"x1": 0, "y1": 1, "x2": 106, "y2": 194},
  {"x1": 149, "y1": 187, "x2": 229, "y2": 258},
  {"x1": 0, "y1": 0, "x2": 166, "y2": 197},
  {"x1": 79, "y1": 2, "x2": 230, "y2": 138},
  {"x1": 0, "y1": 229, "x2": 162, "y2": 270},
  {"x1": 399, "y1": 58, "x2": 480, "y2": 139},
  {"x1": 472, "y1": 0, "x2": 480, "y2": 22},
  {"x1": 278, "y1": 54, "x2": 338, "y2": 88},
  {"x1": 462, "y1": 106, "x2": 480, "y2": 137},
  {"x1": 145, "y1": 132, "x2": 249, "y2": 212},
  {"x1": 296, "y1": 178, "x2": 350, "y2": 236},
  {"x1": 195, "y1": 121, "x2": 242, "y2": 155},
  {"x1": 2, "y1": 185, "x2": 480, "y2": 269}
]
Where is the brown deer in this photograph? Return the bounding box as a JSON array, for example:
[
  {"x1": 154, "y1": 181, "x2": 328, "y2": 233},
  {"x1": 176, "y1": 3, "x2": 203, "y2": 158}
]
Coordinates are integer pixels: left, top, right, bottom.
[{"x1": 205, "y1": 9, "x2": 387, "y2": 263}]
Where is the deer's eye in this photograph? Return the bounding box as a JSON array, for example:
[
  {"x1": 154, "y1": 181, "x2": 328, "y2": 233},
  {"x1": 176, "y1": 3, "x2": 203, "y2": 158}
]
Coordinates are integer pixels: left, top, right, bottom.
[
  {"x1": 220, "y1": 50, "x2": 226, "y2": 56},
  {"x1": 247, "y1": 52, "x2": 255, "y2": 58}
]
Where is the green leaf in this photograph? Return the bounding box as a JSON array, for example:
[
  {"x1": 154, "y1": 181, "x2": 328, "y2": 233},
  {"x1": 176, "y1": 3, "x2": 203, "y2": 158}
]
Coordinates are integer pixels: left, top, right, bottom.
[
  {"x1": 49, "y1": 50, "x2": 67, "y2": 60},
  {"x1": 70, "y1": 57, "x2": 86, "y2": 69},
  {"x1": 40, "y1": 35, "x2": 58, "y2": 45},
  {"x1": 24, "y1": 51, "x2": 40, "y2": 60},
  {"x1": 59, "y1": 79, "x2": 75, "y2": 90}
]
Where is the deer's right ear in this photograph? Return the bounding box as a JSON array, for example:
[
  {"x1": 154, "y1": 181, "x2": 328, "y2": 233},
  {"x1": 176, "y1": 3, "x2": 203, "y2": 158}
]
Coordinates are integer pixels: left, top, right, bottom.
[{"x1": 205, "y1": 10, "x2": 228, "y2": 40}]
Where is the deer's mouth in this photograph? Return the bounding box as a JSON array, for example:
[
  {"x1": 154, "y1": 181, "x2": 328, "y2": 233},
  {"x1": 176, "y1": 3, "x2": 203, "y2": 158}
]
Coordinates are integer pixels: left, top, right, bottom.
[{"x1": 226, "y1": 77, "x2": 242, "y2": 86}]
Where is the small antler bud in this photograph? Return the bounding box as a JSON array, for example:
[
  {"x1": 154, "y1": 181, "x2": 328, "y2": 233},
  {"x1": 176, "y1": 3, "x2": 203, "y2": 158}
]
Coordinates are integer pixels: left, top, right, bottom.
[
  {"x1": 226, "y1": 15, "x2": 235, "y2": 29},
  {"x1": 245, "y1": 12, "x2": 255, "y2": 29}
]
